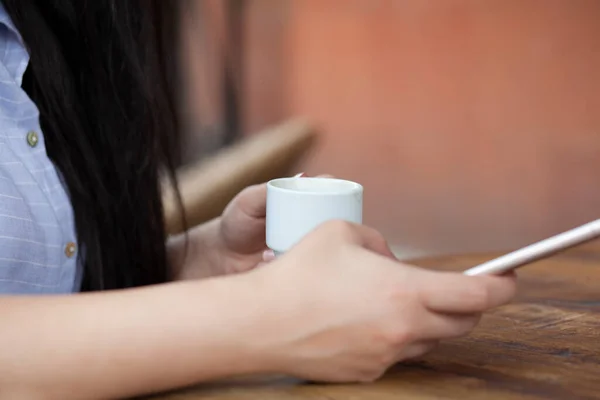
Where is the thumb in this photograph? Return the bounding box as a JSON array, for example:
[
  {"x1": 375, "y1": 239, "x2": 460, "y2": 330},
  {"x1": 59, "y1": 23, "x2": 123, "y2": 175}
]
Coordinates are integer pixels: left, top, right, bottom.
[{"x1": 233, "y1": 184, "x2": 268, "y2": 220}]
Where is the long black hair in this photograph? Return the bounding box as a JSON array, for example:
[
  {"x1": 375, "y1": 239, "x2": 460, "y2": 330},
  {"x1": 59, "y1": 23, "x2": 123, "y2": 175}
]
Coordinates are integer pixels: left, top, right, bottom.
[{"x1": 1, "y1": 0, "x2": 184, "y2": 290}]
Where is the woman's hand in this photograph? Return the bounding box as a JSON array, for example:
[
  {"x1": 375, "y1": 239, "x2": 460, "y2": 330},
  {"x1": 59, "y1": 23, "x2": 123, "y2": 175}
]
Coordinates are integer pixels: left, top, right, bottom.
[
  {"x1": 247, "y1": 220, "x2": 517, "y2": 383},
  {"x1": 169, "y1": 183, "x2": 268, "y2": 280},
  {"x1": 213, "y1": 181, "x2": 273, "y2": 272},
  {"x1": 171, "y1": 173, "x2": 323, "y2": 280}
]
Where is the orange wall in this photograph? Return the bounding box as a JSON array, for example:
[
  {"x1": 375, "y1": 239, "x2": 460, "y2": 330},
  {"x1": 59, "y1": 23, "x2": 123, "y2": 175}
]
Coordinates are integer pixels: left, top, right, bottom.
[{"x1": 189, "y1": 0, "x2": 600, "y2": 256}]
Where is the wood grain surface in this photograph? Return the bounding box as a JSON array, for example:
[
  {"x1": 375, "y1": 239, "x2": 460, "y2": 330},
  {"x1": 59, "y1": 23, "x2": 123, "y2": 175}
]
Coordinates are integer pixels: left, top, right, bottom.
[{"x1": 148, "y1": 242, "x2": 600, "y2": 400}]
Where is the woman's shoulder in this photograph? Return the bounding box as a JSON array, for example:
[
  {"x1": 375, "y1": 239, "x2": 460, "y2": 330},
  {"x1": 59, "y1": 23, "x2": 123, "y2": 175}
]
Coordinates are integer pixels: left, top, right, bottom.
[{"x1": 0, "y1": 7, "x2": 80, "y2": 295}]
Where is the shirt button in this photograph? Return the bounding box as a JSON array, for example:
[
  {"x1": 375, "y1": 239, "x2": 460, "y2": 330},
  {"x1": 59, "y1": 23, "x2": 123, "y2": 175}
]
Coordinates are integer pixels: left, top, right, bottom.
[
  {"x1": 26, "y1": 131, "x2": 39, "y2": 148},
  {"x1": 64, "y1": 242, "x2": 77, "y2": 258}
]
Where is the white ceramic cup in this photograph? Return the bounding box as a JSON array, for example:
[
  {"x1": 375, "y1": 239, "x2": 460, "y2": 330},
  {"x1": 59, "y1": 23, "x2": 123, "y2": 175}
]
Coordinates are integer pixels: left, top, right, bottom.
[{"x1": 266, "y1": 177, "x2": 363, "y2": 255}]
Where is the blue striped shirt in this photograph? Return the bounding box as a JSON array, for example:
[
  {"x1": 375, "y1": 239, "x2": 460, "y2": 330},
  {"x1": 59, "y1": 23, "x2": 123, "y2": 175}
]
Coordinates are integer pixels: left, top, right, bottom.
[{"x1": 0, "y1": 3, "x2": 80, "y2": 294}]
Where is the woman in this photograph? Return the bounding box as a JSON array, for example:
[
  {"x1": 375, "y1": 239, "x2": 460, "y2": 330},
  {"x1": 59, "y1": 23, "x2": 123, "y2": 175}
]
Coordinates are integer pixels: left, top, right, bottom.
[{"x1": 0, "y1": 1, "x2": 516, "y2": 399}]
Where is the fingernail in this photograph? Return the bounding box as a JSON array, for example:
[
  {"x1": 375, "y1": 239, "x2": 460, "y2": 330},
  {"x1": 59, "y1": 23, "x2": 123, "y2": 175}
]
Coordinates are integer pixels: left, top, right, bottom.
[
  {"x1": 294, "y1": 172, "x2": 307, "y2": 178},
  {"x1": 262, "y1": 249, "x2": 276, "y2": 262}
]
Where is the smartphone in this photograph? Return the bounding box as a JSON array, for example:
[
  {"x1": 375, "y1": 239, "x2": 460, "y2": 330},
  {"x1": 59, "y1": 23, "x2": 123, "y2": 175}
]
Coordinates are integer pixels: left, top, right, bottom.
[{"x1": 463, "y1": 219, "x2": 600, "y2": 276}]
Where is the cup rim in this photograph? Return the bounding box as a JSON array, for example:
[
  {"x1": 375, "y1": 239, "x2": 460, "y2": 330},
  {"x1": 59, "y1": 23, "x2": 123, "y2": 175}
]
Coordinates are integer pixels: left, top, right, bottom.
[{"x1": 267, "y1": 177, "x2": 363, "y2": 195}]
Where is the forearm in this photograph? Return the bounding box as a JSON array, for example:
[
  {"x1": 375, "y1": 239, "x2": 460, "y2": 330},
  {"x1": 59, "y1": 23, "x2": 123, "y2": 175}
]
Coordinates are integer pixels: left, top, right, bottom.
[{"x1": 0, "y1": 275, "x2": 270, "y2": 399}]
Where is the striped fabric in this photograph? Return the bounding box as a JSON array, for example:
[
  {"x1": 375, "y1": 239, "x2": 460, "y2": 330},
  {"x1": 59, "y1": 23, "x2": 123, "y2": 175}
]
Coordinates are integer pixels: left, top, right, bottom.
[{"x1": 0, "y1": 4, "x2": 80, "y2": 294}]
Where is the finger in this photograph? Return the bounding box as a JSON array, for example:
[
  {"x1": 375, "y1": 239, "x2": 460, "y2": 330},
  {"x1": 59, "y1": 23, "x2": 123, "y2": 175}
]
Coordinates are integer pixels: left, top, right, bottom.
[
  {"x1": 356, "y1": 226, "x2": 397, "y2": 259},
  {"x1": 419, "y1": 271, "x2": 517, "y2": 314},
  {"x1": 396, "y1": 340, "x2": 439, "y2": 362},
  {"x1": 416, "y1": 312, "x2": 481, "y2": 341},
  {"x1": 334, "y1": 221, "x2": 397, "y2": 259},
  {"x1": 262, "y1": 249, "x2": 276, "y2": 262},
  {"x1": 233, "y1": 183, "x2": 268, "y2": 219}
]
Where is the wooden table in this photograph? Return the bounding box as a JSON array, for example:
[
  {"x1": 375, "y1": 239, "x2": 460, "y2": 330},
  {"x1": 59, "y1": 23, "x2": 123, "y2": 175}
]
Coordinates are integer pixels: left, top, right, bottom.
[{"x1": 151, "y1": 242, "x2": 600, "y2": 399}]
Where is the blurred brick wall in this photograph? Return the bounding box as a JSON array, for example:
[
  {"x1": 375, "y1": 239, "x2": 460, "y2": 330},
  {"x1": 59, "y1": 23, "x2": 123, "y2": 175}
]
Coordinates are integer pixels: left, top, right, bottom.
[{"x1": 187, "y1": 0, "x2": 600, "y2": 257}]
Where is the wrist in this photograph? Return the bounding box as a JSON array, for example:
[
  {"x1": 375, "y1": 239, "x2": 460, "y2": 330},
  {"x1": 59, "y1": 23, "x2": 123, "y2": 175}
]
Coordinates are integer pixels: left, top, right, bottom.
[
  {"x1": 204, "y1": 270, "x2": 285, "y2": 376},
  {"x1": 230, "y1": 263, "x2": 305, "y2": 376},
  {"x1": 168, "y1": 218, "x2": 225, "y2": 281}
]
